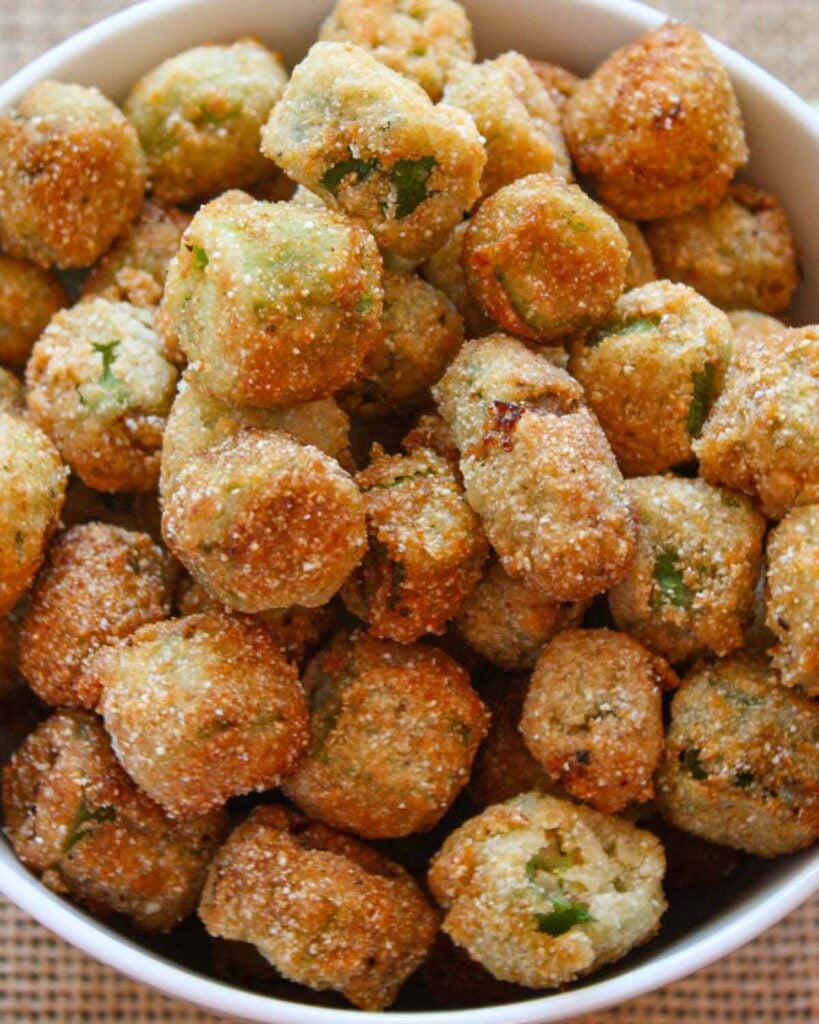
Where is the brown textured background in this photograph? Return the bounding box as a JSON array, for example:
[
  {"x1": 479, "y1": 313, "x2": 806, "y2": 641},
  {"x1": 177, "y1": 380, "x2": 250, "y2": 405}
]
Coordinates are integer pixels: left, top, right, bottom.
[{"x1": 0, "y1": 1, "x2": 817, "y2": 1021}]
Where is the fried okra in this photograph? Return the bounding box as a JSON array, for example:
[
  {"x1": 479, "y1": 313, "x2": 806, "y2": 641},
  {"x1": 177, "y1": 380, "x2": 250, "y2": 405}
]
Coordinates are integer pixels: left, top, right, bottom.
[
  {"x1": 340, "y1": 271, "x2": 463, "y2": 418},
  {"x1": 0, "y1": 412, "x2": 67, "y2": 616},
  {"x1": 2, "y1": 711, "x2": 225, "y2": 929},
  {"x1": 765, "y1": 505, "x2": 819, "y2": 696},
  {"x1": 163, "y1": 430, "x2": 366, "y2": 613},
  {"x1": 727, "y1": 310, "x2": 785, "y2": 352},
  {"x1": 82, "y1": 612, "x2": 309, "y2": 816},
  {"x1": 428, "y1": 792, "x2": 667, "y2": 988},
  {"x1": 199, "y1": 805, "x2": 438, "y2": 1010},
  {"x1": 262, "y1": 42, "x2": 485, "y2": 260},
  {"x1": 81, "y1": 201, "x2": 191, "y2": 308},
  {"x1": 342, "y1": 447, "x2": 487, "y2": 642},
  {"x1": 463, "y1": 176, "x2": 628, "y2": 342},
  {"x1": 521, "y1": 630, "x2": 677, "y2": 813},
  {"x1": 0, "y1": 81, "x2": 145, "y2": 268},
  {"x1": 609, "y1": 477, "x2": 766, "y2": 663},
  {"x1": 433, "y1": 335, "x2": 635, "y2": 602},
  {"x1": 124, "y1": 40, "x2": 287, "y2": 204},
  {"x1": 160, "y1": 375, "x2": 351, "y2": 497},
  {"x1": 528, "y1": 59, "x2": 580, "y2": 111},
  {"x1": 443, "y1": 52, "x2": 571, "y2": 197},
  {"x1": 563, "y1": 23, "x2": 747, "y2": 220},
  {"x1": 695, "y1": 325, "x2": 819, "y2": 518},
  {"x1": 421, "y1": 221, "x2": 497, "y2": 339},
  {"x1": 606, "y1": 209, "x2": 656, "y2": 289},
  {"x1": 0, "y1": 367, "x2": 24, "y2": 413},
  {"x1": 318, "y1": 0, "x2": 475, "y2": 100},
  {"x1": 656, "y1": 654, "x2": 819, "y2": 857},
  {"x1": 456, "y1": 560, "x2": 587, "y2": 670},
  {"x1": 569, "y1": 281, "x2": 732, "y2": 476},
  {"x1": 0, "y1": 255, "x2": 68, "y2": 368},
  {"x1": 644, "y1": 184, "x2": 799, "y2": 314},
  {"x1": 26, "y1": 299, "x2": 179, "y2": 493},
  {"x1": 161, "y1": 191, "x2": 383, "y2": 407},
  {"x1": 19, "y1": 524, "x2": 173, "y2": 708},
  {"x1": 283, "y1": 631, "x2": 489, "y2": 838}
]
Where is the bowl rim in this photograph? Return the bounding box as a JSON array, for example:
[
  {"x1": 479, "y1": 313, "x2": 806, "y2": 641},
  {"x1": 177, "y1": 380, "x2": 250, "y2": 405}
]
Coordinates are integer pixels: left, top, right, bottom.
[{"x1": 1, "y1": 0, "x2": 818, "y2": 1021}]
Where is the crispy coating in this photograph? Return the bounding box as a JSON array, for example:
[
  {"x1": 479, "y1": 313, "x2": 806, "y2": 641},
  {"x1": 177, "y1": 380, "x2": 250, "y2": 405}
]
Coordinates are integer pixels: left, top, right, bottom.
[
  {"x1": 81, "y1": 201, "x2": 191, "y2": 308},
  {"x1": 528, "y1": 59, "x2": 580, "y2": 112},
  {"x1": 0, "y1": 81, "x2": 145, "y2": 268},
  {"x1": 609, "y1": 477, "x2": 766, "y2": 664},
  {"x1": 570, "y1": 281, "x2": 732, "y2": 476},
  {"x1": 521, "y1": 629, "x2": 677, "y2": 813},
  {"x1": 0, "y1": 367, "x2": 24, "y2": 413},
  {"x1": 428, "y1": 792, "x2": 666, "y2": 988},
  {"x1": 656, "y1": 654, "x2": 819, "y2": 857},
  {"x1": 60, "y1": 479, "x2": 162, "y2": 541},
  {"x1": 0, "y1": 412, "x2": 67, "y2": 616},
  {"x1": 644, "y1": 184, "x2": 799, "y2": 314},
  {"x1": 765, "y1": 505, "x2": 819, "y2": 696},
  {"x1": 342, "y1": 447, "x2": 487, "y2": 641},
  {"x1": 2, "y1": 711, "x2": 226, "y2": 929},
  {"x1": 0, "y1": 255, "x2": 68, "y2": 368},
  {"x1": 83, "y1": 612, "x2": 309, "y2": 816},
  {"x1": 456, "y1": 559, "x2": 587, "y2": 670},
  {"x1": 563, "y1": 23, "x2": 747, "y2": 220},
  {"x1": 421, "y1": 221, "x2": 497, "y2": 339},
  {"x1": 161, "y1": 191, "x2": 383, "y2": 406},
  {"x1": 162, "y1": 430, "x2": 366, "y2": 613},
  {"x1": 463, "y1": 175, "x2": 628, "y2": 342},
  {"x1": 402, "y1": 410, "x2": 460, "y2": 466},
  {"x1": 19, "y1": 524, "x2": 173, "y2": 708},
  {"x1": 433, "y1": 335, "x2": 635, "y2": 601},
  {"x1": 26, "y1": 299, "x2": 179, "y2": 493},
  {"x1": 262, "y1": 42, "x2": 485, "y2": 260},
  {"x1": 727, "y1": 309, "x2": 785, "y2": 353},
  {"x1": 199, "y1": 804, "x2": 438, "y2": 1010},
  {"x1": 283, "y1": 631, "x2": 489, "y2": 838},
  {"x1": 694, "y1": 325, "x2": 819, "y2": 519},
  {"x1": 0, "y1": 613, "x2": 21, "y2": 696},
  {"x1": 160, "y1": 375, "x2": 352, "y2": 498},
  {"x1": 124, "y1": 40, "x2": 287, "y2": 204},
  {"x1": 605, "y1": 210, "x2": 656, "y2": 289},
  {"x1": 339, "y1": 271, "x2": 464, "y2": 418},
  {"x1": 443, "y1": 52, "x2": 571, "y2": 197},
  {"x1": 319, "y1": 0, "x2": 474, "y2": 100}
]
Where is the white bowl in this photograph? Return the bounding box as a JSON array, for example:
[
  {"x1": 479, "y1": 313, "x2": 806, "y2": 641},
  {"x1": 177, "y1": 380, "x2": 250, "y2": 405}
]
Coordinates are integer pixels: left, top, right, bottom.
[{"x1": 1, "y1": 1, "x2": 818, "y2": 1020}]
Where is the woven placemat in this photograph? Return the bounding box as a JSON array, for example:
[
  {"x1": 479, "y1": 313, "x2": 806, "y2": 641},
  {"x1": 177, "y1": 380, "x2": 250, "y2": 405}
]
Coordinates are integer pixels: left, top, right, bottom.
[{"x1": 0, "y1": 1, "x2": 817, "y2": 1021}]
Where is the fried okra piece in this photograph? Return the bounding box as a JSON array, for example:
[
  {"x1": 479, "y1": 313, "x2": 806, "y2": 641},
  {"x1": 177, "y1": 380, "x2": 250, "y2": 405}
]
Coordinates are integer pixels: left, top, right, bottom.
[
  {"x1": 421, "y1": 221, "x2": 497, "y2": 339},
  {"x1": 521, "y1": 630, "x2": 677, "y2": 813},
  {"x1": 428, "y1": 792, "x2": 666, "y2": 988},
  {"x1": 0, "y1": 255, "x2": 68, "y2": 368},
  {"x1": 2, "y1": 711, "x2": 226, "y2": 929},
  {"x1": 199, "y1": 805, "x2": 438, "y2": 1010},
  {"x1": 463, "y1": 176, "x2": 628, "y2": 342},
  {"x1": 570, "y1": 281, "x2": 732, "y2": 476},
  {"x1": 319, "y1": 0, "x2": 474, "y2": 100},
  {"x1": 160, "y1": 375, "x2": 352, "y2": 498},
  {"x1": 123, "y1": 40, "x2": 287, "y2": 204},
  {"x1": 339, "y1": 271, "x2": 463, "y2": 418},
  {"x1": 765, "y1": 505, "x2": 819, "y2": 696},
  {"x1": 443, "y1": 52, "x2": 571, "y2": 197},
  {"x1": 262, "y1": 42, "x2": 485, "y2": 260},
  {"x1": 433, "y1": 335, "x2": 635, "y2": 602},
  {"x1": 455, "y1": 560, "x2": 587, "y2": 671},
  {"x1": 26, "y1": 299, "x2": 178, "y2": 493},
  {"x1": 81, "y1": 201, "x2": 191, "y2": 308},
  {"x1": 402, "y1": 410, "x2": 460, "y2": 465},
  {"x1": 528, "y1": 59, "x2": 580, "y2": 112},
  {"x1": 163, "y1": 430, "x2": 365, "y2": 613},
  {"x1": 283, "y1": 631, "x2": 489, "y2": 838},
  {"x1": 727, "y1": 310, "x2": 785, "y2": 353},
  {"x1": 606, "y1": 209, "x2": 656, "y2": 289},
  {"x1": 656, "y1": 654, "x2": 819, "y2": 857},
  {"x1": 609, "y1": 477, "x2": 766, "y2": 663},
  {"x1": 0, "y1": 412, "x2": 67, "y2": 615},
  {"x1": 0, "y1": 81, "x2": 145, "y2": 268},
  {"x1": 82, "y1": 613, "x2": 309, "y2": 816},
  {"x1": 563, "y1": 23, "x2": 747, "y2": 220},
  {"x1": 0, "y1": 367, "x2": 24, "y2": 413},
  {"x1": 644, "y1": 184, "x2": 799, "y2": 314},
  {"x1": 19, "y1": 524, "x2": 173, "y2": 708},
  {"x1": 342, "y1": 447, "x2": 487, "y2": 641},
  {"x1": 694, "y1": 325, "x2": 819, "y2": 518},
  {"x1": 161, "y1": 191, "x2": 383, "y2": 407}
]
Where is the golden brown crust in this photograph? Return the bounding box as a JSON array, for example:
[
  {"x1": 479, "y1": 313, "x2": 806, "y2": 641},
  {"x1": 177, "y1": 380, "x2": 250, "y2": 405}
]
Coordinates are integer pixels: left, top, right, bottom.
[
  {"x1": 0, "y1": 255, "x2": 68, "y2": 368},
  {"x1": 528, "y1": 59, "x2": 580, "y2": 112}
]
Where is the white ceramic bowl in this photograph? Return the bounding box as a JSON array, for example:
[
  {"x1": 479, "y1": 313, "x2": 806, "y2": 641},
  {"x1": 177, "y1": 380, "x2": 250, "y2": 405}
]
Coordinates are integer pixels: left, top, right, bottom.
[{"x1": 0, "y1": 1, "x2": 817, "y2": 1020}]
